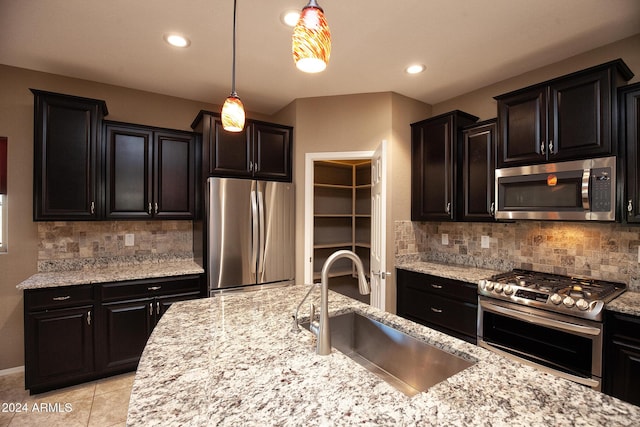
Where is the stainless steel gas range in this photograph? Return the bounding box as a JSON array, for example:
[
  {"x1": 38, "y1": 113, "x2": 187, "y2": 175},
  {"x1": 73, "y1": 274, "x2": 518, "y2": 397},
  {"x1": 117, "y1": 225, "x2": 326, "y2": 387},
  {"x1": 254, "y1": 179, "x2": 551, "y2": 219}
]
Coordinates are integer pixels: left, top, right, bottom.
[{"x1": 477, "y1": 269, "x2": 626, "y2": 390}]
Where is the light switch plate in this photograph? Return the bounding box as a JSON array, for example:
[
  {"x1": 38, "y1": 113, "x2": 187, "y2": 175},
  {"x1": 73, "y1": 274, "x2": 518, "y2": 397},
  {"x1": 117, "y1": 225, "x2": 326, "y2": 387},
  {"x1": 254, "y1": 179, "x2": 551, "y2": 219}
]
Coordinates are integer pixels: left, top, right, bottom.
[
  {"x1": 441, "y1": 234, "x2": 449, "y2": 245},
  {"x1": 125, "y1": 233, "x2": 135, "y2": 247},
  {"x1": 481, "y1": 235, "x2": 490, "y2": 249}
]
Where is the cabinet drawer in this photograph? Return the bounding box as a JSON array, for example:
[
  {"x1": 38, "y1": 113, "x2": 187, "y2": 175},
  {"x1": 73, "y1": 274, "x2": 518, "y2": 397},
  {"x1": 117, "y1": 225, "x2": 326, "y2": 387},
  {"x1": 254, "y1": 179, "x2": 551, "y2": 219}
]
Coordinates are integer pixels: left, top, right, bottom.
[
  {"x1": 398, "y1": 269, "x2": 477, "y2": 303},
  {"x1": 101, "y1": 275, "x2": 201, "y2": 302},
  {"x1": 25, "y1": 285, "x2": 95, "y2": 311},
  {"x1": 401, "y1": 287, "x2": 477, "y2": 338}
]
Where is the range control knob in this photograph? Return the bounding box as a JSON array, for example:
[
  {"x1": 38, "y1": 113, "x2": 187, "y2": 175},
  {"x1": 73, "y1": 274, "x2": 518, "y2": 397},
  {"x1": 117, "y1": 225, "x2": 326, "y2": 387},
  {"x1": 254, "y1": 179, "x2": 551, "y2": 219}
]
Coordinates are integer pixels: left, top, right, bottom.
[
  {"x1": 550, "y1": 294, "x2": 563, "y2": 305},
  {"x1": 503, "y1": 284, "x2": 514, "y2": 295},
  {"x1": 563, "y1": 296, "x2": 576, "y2": 308},
  {"x1": 494, "y1": 283, "x2": 504, "y2": 293},
  {"x1": 576, "y1": 299, "x2": 590, "y2": 311},
  {"x1": 478, "y1": 279, "x2": 487, "y2": 290},
  {"x1": 485, "y1": 281, "x2": 495, "y2": 292}
]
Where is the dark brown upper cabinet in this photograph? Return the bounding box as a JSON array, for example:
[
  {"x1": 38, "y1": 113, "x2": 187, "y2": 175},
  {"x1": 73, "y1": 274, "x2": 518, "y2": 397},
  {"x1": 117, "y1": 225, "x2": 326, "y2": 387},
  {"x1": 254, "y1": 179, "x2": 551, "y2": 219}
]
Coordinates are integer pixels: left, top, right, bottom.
[
  {"x1": 495, "y1": 59, "x2": 633, "y2": 168},
  {"x1": 191, "y1": 111, "x2": 293, "y2": 182},
  {"x1": 461, "y1": 119, "x2": 497, "y2": 221},
  {"x1": 32, "y1": 89, "x2": 108, "y2": 220},
  {"x1": 104, "y1": 122, "x2": 196, "y2": 220},
  {"x1": 411, "y1": 110, "x2": 478, "y2": 221},
  {"x1": 620, "y1": 82, "x2": 640, "y2": 224}
]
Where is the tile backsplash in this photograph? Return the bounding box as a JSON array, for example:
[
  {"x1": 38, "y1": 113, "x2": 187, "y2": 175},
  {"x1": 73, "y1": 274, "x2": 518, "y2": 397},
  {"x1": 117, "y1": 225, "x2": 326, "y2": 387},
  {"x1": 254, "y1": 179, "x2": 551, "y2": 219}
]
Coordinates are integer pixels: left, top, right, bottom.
[
  {"x1": 37, "y1": 221, "x2": 193, "y2": 272},
  {"x1": 395, "y1": 220, "x2": 640, "y2": 291}
]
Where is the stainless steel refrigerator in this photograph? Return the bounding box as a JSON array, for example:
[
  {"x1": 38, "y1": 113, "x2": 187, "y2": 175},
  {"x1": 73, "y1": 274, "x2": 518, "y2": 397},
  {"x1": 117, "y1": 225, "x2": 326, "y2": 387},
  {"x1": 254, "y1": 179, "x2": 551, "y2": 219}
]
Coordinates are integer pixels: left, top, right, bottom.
[{"x1": 207, "y1": 177, "x2": 294, "y2": 294}]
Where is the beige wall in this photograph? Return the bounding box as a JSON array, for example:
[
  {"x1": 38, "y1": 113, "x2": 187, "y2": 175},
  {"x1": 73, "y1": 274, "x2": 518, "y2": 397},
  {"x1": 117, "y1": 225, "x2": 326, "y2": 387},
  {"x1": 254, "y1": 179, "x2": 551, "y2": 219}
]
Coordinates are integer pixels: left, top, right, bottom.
[
  {"x1": 2, "y1": 32, "x2": 638, "y2": 371},
  {"x1": 432, "y1": 34, "x2": 640, "y2": 120},
  {"x1": 0, "y1": 64, "x2": 257, "y2": 370}
]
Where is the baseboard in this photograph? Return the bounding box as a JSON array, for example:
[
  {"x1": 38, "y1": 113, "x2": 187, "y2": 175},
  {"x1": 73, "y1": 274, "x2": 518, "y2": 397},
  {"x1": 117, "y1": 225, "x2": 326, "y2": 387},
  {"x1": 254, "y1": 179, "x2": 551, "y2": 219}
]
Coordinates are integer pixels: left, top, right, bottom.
[{"x1": 0, "y1": 366, "x2": 24, "y2": 376}]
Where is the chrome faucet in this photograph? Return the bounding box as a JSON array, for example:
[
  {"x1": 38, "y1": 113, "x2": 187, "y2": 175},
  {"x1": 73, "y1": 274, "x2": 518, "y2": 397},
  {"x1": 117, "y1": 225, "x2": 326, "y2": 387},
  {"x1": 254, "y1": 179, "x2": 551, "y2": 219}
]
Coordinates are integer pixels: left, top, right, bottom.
[{"x1": 309, "y1": 250, "x2": 370, "y2": 355}]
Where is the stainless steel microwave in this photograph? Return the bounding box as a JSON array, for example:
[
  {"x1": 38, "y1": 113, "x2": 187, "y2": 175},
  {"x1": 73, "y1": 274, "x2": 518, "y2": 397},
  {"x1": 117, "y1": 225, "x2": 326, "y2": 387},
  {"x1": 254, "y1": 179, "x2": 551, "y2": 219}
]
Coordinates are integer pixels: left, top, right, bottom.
[{"x1": 495, "y1": 156, "x2": 616, "y2": 221}]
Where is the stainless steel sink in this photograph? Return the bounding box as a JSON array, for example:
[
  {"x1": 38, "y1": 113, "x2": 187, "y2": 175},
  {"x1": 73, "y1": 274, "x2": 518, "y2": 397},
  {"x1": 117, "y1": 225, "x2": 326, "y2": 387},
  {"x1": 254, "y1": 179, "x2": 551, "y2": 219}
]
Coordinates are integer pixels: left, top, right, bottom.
[{"x1": 303, "y1": 311, "x2": 475, "y2": 396}]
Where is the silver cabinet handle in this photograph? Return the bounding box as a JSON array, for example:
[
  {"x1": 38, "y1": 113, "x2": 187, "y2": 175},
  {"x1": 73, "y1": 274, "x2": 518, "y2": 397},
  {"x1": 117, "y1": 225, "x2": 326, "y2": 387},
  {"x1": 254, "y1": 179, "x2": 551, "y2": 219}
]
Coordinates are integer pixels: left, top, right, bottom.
[
  {"x1": 154, "y1": 202, "x2": 158, "y2": 214},
  {"x1": 148, "y1": 286, "x2": 161, "y2": 291},
  {"x1": 431, "y1": 284, "x2": 443, "y2": 289},
  {"x1": 156, "y1": 301, "x2": 160, "y2": 315},
  {"x1": 149, "y1": 302, "x2": 153, "y2": 316},
  {"x1": 490, "y1": 202, "x2": 495, "y2": 216},
  {"x1": 148, "y1": 203, "x2": 152, "y2": 215},
  {"x1": 446, "y1": 202, "x2": 451, "y2": 215},
  {"x1": 90, "y1": 201, "x2": 95, "y2": 215},
  {"x1": 628, "y1": 199, "x2": 633, "y2": 213},
  {"x1": 548, "y1": 139, "x2": 554, "y2": 153},
  {"x1": 430, "y1": 307, "x2": 443, "y2": 313},
  {"x1": 540, "y1": 141, "x2": 546, "y2": 156},
  {"x1": 87, "y1": 311, "x2": 91, "y2": 326},
  {"x1": 52, "y1": 295, "x2": 71, "y2": 301}
]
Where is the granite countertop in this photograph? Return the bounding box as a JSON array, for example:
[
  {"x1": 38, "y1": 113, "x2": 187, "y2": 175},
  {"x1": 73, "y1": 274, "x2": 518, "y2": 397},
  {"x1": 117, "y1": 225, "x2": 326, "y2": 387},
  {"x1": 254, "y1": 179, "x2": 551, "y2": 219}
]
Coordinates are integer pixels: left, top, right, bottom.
[
  {"x1": 16, "y1": 259, "x2": 204, "y2": 290},
  {"x1": 607, "y1": 291, "x2": 640, "y2": 317},
  {"x1": 127, "y1": 285, "x2": 640, "y2": 426},
  {"x1": 397, "y1": 259, "x2": 640, "y2": 318},
  {"x1": 395, "y1": 260, "x2": 503, "y2": 284}
]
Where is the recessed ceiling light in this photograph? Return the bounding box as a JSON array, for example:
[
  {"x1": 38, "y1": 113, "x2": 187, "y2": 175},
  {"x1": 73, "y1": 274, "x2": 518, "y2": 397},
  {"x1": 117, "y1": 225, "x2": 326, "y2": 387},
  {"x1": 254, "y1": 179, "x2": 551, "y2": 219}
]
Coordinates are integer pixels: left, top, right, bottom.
[
  {"x1": 281, "y1": 10, "x2": 300, "y2": 27},
  {"x1": 164, "y1": 33, "x2": 191, "y2": 48},
  {"x1": 405, "y1": 64, "x2": 426, "y2": 74}
]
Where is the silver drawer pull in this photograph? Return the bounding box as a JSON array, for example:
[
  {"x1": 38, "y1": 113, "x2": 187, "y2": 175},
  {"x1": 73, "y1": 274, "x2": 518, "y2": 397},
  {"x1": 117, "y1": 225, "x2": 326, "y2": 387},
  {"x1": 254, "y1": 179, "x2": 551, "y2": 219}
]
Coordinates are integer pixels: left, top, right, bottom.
[
  {"x1": 430, "y1": 307, "x2": 443, "y2": 313},
  {"x1": 148, "y1": 286, "x2": 161, "y2": 291},
  {"x1": 52, "y1": 296, "x2": 71, "y2": 301},
  {"x1": 87, "y1": 311, "x2": 92, "y2": 326},
  {"x1": 431, "y1": 284, "x2": 443, "y2": 289},
  {"x1": 156, "y1": 301, "x2": 160, "y2": 315}
]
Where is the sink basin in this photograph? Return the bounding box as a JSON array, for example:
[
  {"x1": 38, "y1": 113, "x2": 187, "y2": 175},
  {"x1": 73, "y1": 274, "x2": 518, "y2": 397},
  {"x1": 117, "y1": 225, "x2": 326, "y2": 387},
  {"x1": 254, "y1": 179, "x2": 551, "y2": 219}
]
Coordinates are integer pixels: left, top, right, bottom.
[{"x1": 303, "y1": 311, "x2": 475, "y2": 396}]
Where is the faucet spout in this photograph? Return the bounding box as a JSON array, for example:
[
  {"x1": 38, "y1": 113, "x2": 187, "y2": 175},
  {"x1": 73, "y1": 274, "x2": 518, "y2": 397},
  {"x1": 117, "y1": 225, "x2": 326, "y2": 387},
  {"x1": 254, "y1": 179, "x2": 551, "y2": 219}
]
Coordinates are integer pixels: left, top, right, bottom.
[{"x1": 314, "y1": 250, "x2": 370, "y2": 355}]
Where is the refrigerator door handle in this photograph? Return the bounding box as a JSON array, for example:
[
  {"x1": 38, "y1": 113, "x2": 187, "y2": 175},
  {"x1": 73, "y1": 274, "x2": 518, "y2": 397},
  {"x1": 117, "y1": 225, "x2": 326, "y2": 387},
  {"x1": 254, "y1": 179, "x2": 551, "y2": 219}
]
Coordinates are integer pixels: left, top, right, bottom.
[
  {"x1": 257, "y1": 187, "x2": 266, "y2": 277},
  {"x1": 250, "y1": 189, "x2": 259, "y2": 275}
]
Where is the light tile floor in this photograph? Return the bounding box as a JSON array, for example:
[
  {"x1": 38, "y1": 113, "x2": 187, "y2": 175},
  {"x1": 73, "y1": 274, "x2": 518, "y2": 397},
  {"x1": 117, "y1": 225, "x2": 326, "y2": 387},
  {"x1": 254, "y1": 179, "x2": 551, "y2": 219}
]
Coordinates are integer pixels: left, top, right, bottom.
[{"x1": 0, "y1": 371, "x2": 134, "y2": 427}]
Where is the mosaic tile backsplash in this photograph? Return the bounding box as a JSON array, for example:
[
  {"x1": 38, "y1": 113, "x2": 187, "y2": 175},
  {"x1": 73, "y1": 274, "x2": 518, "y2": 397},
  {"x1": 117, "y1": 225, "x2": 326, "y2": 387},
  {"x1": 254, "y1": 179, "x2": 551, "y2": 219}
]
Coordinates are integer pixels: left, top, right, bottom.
[
  {"x1": 395, "y1": 220, "x2": 640, "y2": 291},
  {"x1": 37, "y1": 221, "x2": 194, "y2": 272}
]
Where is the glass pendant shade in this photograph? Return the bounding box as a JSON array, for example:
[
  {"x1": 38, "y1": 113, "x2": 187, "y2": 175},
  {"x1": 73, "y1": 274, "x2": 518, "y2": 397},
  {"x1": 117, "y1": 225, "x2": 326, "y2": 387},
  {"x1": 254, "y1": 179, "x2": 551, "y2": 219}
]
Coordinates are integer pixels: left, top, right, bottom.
[
  {"x1": 292, "y1": 0, "x2": 331, "y2": 73},
  {"x1": 221, "y1": 94, "x2": 245, "y2": 132}
]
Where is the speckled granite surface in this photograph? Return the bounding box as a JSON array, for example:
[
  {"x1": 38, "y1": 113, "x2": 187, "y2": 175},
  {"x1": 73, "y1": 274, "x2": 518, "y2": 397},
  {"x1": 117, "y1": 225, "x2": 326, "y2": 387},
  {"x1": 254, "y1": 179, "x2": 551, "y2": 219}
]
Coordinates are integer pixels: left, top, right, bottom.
[
  {"x1": 16, "y1": 259, "x2": 204, "y2": 289},
  {"x1": 395, "y1": 260, "x2": 503, "y2": 284},
  {"x1": 397, "y1": 260, "x2": 640, "y2": 321},
  {"x1": 607, "y1": 291, "x2": 640, "y2": 317},
  {"x1": 128, "y1": 285, "x2": 640, "y2": 426}
]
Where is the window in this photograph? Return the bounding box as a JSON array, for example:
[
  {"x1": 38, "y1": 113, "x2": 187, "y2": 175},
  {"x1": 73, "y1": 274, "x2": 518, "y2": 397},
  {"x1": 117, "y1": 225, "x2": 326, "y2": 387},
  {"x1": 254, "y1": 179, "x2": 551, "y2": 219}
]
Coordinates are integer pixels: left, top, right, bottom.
[
  {"x1": 0, "y1": 136, "x2": 6, "y2": 252},
  {"x1": 0, "y1": 195, "x2": 5, "y2": 251}
]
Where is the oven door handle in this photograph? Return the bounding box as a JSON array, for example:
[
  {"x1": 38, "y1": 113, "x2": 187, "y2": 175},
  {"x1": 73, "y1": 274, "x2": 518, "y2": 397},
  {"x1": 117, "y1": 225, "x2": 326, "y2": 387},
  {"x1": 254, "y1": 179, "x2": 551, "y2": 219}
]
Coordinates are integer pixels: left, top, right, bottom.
[
  {"x1": 480, "y1": 300, "x2": 601, "y2": 337},
  {"x1": 478, "y1": 340, "x2": 600, "y2": 389}
]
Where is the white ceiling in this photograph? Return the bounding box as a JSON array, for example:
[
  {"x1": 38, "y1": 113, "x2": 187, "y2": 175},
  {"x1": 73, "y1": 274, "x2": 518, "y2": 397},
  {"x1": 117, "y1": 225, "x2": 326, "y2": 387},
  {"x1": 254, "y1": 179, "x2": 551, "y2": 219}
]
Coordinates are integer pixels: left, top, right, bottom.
[{"x1": 1, "y1": 0, "x2": 639, "y2": 115}]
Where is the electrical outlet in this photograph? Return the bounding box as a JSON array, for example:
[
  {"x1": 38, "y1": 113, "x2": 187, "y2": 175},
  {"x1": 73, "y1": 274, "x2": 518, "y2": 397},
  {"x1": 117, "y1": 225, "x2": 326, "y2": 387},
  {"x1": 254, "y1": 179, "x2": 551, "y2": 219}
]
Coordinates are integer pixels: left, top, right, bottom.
[
  {"x1": 481, "y1": 235, "x2": 490, "y2": 249},
  {"x1": 441, "y1": 233, "x2": 449, "y2": 245},
  {"x1": 125, "y1": 233, "x2": 135, "y2": 247}
]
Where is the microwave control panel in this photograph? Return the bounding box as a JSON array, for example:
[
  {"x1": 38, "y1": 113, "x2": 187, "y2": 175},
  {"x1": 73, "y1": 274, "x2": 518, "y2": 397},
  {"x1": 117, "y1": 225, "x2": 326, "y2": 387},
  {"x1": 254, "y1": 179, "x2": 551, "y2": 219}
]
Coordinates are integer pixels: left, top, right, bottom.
[{"x1": 591, "y1": 167, "x2": 612, "y2": 212}]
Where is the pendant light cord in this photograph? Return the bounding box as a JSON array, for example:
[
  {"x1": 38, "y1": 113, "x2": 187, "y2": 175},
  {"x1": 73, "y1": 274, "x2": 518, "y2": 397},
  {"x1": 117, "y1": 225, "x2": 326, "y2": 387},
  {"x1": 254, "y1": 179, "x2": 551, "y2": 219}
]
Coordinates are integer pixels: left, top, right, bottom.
[{"x1": 231, "y1": 0, "x2": 238, "y2": 96}]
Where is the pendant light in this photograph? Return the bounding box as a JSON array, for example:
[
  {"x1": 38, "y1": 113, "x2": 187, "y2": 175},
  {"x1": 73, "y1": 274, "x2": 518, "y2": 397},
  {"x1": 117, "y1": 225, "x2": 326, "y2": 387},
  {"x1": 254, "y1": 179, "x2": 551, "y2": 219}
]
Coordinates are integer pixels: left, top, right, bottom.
[
  {"x1": 292, "y1": 0, "x2": 331, "y2": 73},
  {"x1": 221, "y1": 0, "x2": 245, "y2": 132}
]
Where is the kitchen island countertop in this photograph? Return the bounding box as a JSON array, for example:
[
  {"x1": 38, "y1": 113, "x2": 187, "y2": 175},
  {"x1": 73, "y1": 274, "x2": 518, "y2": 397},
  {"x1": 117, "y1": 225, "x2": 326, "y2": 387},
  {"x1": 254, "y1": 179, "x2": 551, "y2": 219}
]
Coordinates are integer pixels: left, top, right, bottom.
[{"x1": 127, "y1": 285, "x2": 640, "y2": 426}]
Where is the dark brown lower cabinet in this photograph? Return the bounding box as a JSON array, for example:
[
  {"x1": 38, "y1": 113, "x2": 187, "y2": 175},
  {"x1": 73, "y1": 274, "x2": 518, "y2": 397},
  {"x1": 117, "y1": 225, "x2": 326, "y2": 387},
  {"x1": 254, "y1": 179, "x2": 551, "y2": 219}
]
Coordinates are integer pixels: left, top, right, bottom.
[
  {"x1": 604, "y1": 310, "x2": 640, "y2": 406},
  {"x1": 25, "y1": 305, "x2": 95, "y2": 393},
  {"x1": 396, "y1": 268, "x2": 477, "y2": 344},
  {"x1": 97, "y1": 276, "x2": 201, "y2": 374},
  {"x1": 24, "y1": 275, "x2": 202, "y2": 393}
]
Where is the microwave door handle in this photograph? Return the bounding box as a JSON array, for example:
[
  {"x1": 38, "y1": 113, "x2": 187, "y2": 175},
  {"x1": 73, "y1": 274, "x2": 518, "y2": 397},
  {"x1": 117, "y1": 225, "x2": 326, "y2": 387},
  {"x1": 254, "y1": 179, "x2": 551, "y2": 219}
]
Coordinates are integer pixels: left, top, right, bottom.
[{"x1": 581, "y1": 169, "x2": 591, "y2": 210}]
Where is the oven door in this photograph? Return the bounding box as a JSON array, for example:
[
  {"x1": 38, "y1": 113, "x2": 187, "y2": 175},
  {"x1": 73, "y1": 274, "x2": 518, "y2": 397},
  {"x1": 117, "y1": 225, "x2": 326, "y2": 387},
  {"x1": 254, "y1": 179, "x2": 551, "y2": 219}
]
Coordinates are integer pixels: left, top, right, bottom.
[{"x1": 477, "y1": 297, "x2": 602, "y2": 389}]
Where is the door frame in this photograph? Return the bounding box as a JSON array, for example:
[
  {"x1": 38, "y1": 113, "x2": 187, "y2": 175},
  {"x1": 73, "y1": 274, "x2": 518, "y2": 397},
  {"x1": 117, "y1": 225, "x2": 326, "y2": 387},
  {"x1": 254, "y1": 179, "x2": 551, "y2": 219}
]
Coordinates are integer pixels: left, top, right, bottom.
[{"x1": 304, "y1": 150, "x2": 375, "y2": 300}]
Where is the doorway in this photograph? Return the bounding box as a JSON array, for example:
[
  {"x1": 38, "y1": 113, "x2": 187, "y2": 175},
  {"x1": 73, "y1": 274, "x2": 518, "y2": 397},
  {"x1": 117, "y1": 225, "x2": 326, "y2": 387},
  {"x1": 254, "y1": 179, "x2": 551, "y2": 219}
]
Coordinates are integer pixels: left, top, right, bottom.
[{"x1": 304, "y1": 145, "x2": 387, "y2": 309}]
